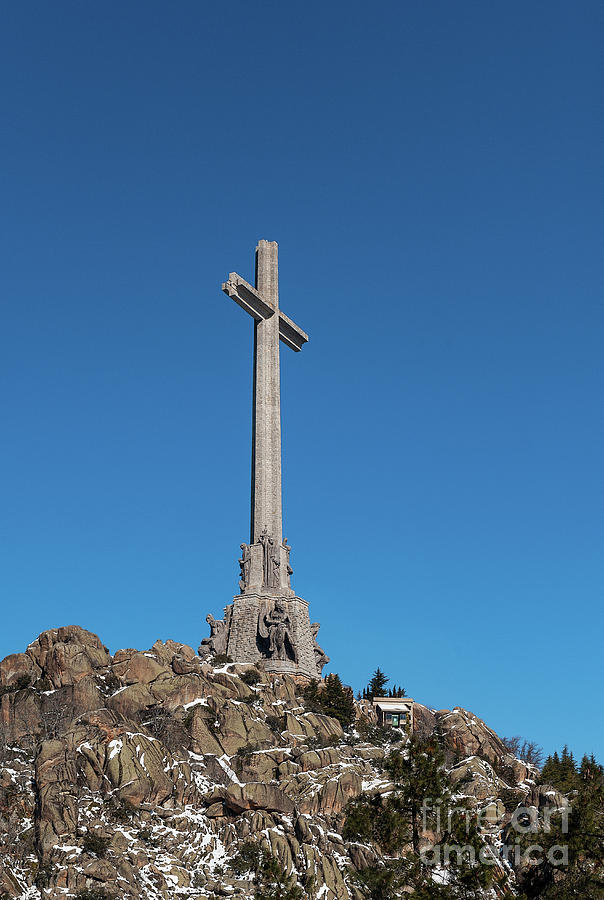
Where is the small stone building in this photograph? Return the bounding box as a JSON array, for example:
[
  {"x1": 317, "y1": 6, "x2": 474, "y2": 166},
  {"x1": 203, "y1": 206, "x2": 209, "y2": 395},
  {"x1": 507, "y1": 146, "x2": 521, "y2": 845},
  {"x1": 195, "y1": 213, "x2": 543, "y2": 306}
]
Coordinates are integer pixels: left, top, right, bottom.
[{"x1": 373, "y1": 696, "x2": 414, "y2": 731}]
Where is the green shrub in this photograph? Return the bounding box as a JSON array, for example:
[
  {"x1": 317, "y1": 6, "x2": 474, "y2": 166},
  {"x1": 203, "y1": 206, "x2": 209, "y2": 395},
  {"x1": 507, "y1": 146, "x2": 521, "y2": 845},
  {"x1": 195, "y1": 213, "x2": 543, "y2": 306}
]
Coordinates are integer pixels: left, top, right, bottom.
[
  {"x1": 107, "y1": 797, "x2": 136, "y2": 823},
  {"x1": 75, "y1": 890, "x2": 115, "y2": 900},
  {"x1": 236, "y1": 742, "x2": 261, "y2": 758},
  {"x1": 356, "y1": 720, "x2": 394, "y2": 746},
  {"x1": 34, "y1": 863, "x2": 54, "y2": 889},
  {"x1": 103, "y1": 672, "x2": 120, "y2": 694},
  {"x1": 212, "y1": 654, "x2": 233, "y2": 666},
  {"x1": 230, "y1": 842, "x2": 303, "y2": 899},
  {"x1": 0, "y1": 674, "x2": 31, "y2": 697},
  {"x1": 266, "y1": 714, "x2": 286, "y2": 733},
  {"x1": 304, "y1": 734, "x2": 332, "y2": 751},
  {"x1": 81, "y1": 832, "x2": 111, "y2": 857},
  {"x1": 240, "y1": 669, "x2": 262, "y2": 686}
]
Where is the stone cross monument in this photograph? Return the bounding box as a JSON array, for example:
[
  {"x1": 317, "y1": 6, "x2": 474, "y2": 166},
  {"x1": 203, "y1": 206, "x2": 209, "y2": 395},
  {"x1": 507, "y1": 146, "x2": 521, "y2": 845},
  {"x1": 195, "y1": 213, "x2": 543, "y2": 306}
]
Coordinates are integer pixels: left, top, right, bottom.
[{"x1": 199, "y1": 240, "x2": 329, "y2": 678}]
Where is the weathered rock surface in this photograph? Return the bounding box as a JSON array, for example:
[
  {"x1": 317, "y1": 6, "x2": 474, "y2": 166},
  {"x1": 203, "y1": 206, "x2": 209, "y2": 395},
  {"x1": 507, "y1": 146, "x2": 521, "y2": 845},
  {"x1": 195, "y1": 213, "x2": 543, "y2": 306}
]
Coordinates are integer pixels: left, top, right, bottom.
[{"x1": 0, "y1": 627, "x2": 541, "y2": 899}]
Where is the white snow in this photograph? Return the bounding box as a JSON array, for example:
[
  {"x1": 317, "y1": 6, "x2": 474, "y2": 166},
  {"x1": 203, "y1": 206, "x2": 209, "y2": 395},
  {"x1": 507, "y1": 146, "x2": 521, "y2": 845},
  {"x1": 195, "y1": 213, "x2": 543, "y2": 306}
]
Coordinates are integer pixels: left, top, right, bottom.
[
  {"x1": 183, "y1": 697, "x2": 209, "y2": 710},
  {"x1": 107, "y1": 738, "x2": 123, "y2": 760}
]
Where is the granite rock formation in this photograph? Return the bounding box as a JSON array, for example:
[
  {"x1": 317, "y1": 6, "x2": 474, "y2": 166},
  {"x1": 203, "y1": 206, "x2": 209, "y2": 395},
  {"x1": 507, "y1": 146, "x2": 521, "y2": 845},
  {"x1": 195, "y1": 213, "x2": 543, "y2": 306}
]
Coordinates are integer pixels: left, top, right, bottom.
[{"x1": 0, "y1": 626, "x2": 563, "y2": 899}]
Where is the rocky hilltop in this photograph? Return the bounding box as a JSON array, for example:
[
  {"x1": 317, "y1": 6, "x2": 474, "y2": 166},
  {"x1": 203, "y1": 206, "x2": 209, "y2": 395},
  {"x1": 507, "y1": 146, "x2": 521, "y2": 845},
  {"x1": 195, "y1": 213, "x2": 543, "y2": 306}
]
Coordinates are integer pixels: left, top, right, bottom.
[{"x1": 0, "y1": 626, "x2": 566, "y2": 899}]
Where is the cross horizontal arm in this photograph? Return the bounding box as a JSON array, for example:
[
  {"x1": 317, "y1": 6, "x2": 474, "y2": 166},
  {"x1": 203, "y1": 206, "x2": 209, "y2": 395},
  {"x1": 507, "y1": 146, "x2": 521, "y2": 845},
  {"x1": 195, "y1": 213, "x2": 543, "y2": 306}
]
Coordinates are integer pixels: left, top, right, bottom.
[
  {"x1": 222, "y1": 273, "x2": 309, "y2": 352},
  {"x1": 278, "y1": 310, "x2": 308, "y2": 352},
  {"x1": 222, "y1": 273, "x2": 275, "y2": 321}
]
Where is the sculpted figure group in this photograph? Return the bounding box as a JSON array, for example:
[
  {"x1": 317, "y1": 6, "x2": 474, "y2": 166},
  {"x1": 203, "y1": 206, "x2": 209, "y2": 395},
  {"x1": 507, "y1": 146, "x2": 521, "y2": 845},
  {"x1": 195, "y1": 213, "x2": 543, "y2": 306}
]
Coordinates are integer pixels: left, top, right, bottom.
[
  {"x1": 238, "y1": 530, "x2": 293, "y2": 594},
  {"x1": 198, "y1": 612, "x2": 228, "y2": 660},
  {"x1": 261, "y1": 598, "x2": 296, "y2": 662},
  {"x1": 200, "y1": 528, "x2": 328, "y2": 674},
  {"x1": 198, "y1": 601, "x2": 328, "y2": 675}
]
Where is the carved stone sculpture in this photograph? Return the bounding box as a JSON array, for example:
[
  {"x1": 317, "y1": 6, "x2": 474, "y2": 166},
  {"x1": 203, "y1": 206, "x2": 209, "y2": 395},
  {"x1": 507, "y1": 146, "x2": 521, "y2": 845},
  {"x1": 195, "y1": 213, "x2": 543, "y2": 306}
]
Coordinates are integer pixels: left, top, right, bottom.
[
  {"x1": 259, "y1": 527, "x2": 281, "y2": 590},
  {"x1": 259, "y1": 528, "x2": 272, "y2": 589},
  {"x1": 283, "y1": 539, "x2": 293, "y2": 588},
  {"x1": 238, "y1": 542, "x2": 251, "y2": 593},
  {"x1": 311, "y1": 622, "x2": 329, "y2": 674},
  {"x1": 261, "y1": 599, "x2": 296, "y2": 662},
  {"x1": 198, "y1": 613, "x2": 227, "y2": 659},
  {"x1": 270, "y1": 550, "x2": 280, "y2": 588}
]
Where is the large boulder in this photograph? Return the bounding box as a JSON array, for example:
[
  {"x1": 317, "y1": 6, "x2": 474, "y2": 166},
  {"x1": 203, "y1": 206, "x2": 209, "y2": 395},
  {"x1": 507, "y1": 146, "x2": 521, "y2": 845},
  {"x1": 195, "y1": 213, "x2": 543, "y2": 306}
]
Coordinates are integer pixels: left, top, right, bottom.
[
  {"x1": 435, "y1": 707, "x2": 507, "y2": 767},
  {"x1": 71, "y1": 712, "x2": 193, "y2": 807},
  {"x1": 0, "y1": 685, "x2": 42, "y2": 743},
  {"x1": 0, "y1": 652, "x2": 41, "y2": 689},
  {"x1": 215, "y1": 703, "x2": 275, "y2": 756},
  {"x1": 449, "y1": 756, "x2": 502, "y2": 801},
  {"x1": 223, "y1": 782, "x2": 295, "y2": 816},
  {"x1": 27, "y1": 626, "x2": 111, "y2": 688},
  {"x1": 107, "y1": 682, "x2": 155, "y2": 718},
  {"x1": 35, "y1": 738, "x2": 79, "y2": 856},
  {"x1": 111, "y1": 649, "x2": 170, "y2": 685}
]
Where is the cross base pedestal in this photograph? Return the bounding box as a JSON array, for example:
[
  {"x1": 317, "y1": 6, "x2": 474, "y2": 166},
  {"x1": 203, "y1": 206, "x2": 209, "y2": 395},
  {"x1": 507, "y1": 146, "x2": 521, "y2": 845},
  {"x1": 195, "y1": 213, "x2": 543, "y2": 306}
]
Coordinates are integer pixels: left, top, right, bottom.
[{"x1": 199, "y1": 593, "x2": 327, "y2": 679}]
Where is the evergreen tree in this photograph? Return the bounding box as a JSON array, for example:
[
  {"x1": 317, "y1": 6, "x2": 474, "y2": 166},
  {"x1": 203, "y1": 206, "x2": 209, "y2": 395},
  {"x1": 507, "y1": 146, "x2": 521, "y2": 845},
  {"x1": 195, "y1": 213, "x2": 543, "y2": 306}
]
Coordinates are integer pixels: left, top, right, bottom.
[
  {"x1": 367, "y1": 667, "x2": 389, "y2": 699},
  {"x1": 323, "y1": 673, "x2": 356, "y2": 727},
  {"x1": 541, "y1": 751, "x2": 561, "y2": 786},
  {"x1": 385, "y1": 736, "x2": 451, "y2": 854},
  {"x1": 302, "y1": 674, "x2": 355, "y2": 728},
  {"x1": 231, "y1": 842, "x2": 303, "y2": 899},
  {"x1": 541, "y1": 747, "x2": 581, "y2": 793},
  {"x1": 518, "y1": 752, "x2": 604, "y2": 899},
  {"x1": 302, "y1": 678, "x2": 321, "y2": 710},
  {"x1": 345, "y1": 736, "x2": 492, "y2": 898}
]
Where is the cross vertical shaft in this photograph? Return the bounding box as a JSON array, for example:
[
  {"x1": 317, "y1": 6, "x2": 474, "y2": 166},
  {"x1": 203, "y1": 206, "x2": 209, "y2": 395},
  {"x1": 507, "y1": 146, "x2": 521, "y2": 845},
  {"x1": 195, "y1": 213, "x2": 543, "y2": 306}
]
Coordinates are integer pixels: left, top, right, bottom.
[
  {"x1": 222, "y1": 240, "x2": 308, "y2": 593},
  {"x1": 212, "y1": 240, "x2": 327, "y2": 678},
  {"x1": 252, "y1": 240, "x2": 282, "y2": 545}
]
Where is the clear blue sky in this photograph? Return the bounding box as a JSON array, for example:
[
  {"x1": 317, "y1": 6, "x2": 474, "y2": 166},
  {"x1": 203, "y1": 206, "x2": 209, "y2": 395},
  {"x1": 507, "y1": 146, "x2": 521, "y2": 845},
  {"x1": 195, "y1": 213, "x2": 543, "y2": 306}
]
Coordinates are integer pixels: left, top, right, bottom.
[{"x1": 1, "y1": 2, "x2": 602, "y2": 761}]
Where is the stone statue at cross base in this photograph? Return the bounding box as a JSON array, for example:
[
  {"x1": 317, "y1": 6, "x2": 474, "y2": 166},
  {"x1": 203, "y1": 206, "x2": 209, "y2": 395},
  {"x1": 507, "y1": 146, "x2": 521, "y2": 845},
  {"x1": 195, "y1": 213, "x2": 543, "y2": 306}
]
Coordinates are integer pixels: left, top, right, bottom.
[
  {"x1": 259, "y1": 598, "x2": 297, "y2": 663},
  {"x1": 311, "y1": 622, "x2": 329, "y2": 674},
  {"x1": 198, "y1": 613, "x2": 227, "y2": 660},
  {"x1": 283, "y1": 538, "x2": 293, "y2": 588},
  {"x1": 238, "y1": 542, "x2": 251, "y2": 593}
]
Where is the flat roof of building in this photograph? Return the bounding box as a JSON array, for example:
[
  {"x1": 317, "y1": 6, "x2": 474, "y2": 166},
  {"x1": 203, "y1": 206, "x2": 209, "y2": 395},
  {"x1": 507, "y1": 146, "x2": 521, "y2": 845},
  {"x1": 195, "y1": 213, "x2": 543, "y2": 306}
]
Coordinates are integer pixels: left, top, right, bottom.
[{"x1": 373, "y1": 696, "x2": 414, "y2": 707}]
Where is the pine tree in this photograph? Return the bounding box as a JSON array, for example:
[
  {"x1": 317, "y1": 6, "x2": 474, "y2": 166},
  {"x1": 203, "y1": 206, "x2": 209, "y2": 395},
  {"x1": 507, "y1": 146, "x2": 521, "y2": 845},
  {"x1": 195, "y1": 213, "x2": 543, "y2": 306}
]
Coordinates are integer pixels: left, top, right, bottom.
[
  {"x1": 302, "y1": 674, "x2": 355, "y2": 728},
  {"x1": 385, "y1": 736, "x2": 451, "y2": 854},
  {"x1": 518, "y1": 751, "x2": 604, "y2": 898},
  {"x1": 367, "y1": 667, "x2": 389, "y2": 699},
  {"x1": 541, "y1": 746, "x2": 581, "y2": 793},
  {"x1": 230, "y1": 842, "x2": 303, "y2": 899},
  {"x1": 323, "y1": 673, "x2": 356, "y2": 727},
  {"x1": 344, "y1": 737, "x2": 492, "y2": 898},
  {"x1": 302, "y1": 678, "x2": 321, "y2": 711}
]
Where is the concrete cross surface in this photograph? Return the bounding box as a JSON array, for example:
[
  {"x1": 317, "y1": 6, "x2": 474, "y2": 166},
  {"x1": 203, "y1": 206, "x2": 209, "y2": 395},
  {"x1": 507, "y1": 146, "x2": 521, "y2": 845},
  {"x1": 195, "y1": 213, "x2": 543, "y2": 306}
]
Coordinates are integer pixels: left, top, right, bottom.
[
  {"x1": 199, "y1": 241, "x2": 328, "y2": 678},
  {"x1": 222, "y1": 240, "x2": 308, "y2": 548}
]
